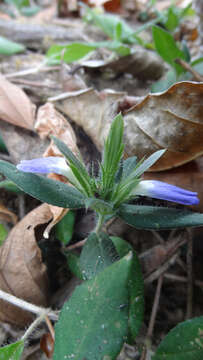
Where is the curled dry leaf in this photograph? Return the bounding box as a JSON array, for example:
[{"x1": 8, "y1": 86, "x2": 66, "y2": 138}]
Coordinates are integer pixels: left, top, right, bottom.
[
  {"x1": 52, "y1": 88, "x2": 125, "y2": 151},
  {"x1": 0, "y1": 75, "x2": 35, "y2": 130},
  {"x1": 53, "y1": 82, "x2": 203, "y2": 171},
  {"x1": 0, "y1": 203, "x2": 17, "y2": 224},
  {"x1": 83, "y1": 46, "x2": 165, "y2": 80},
  {"x1": 35, "y1": 102, "x2": 80, "y2": 236},
  {"x1": 124, "y1": 81, "x2": 203, "y2": 171},
  {"x1": 0, "y1": 204, "x2": 51, "y2": 327}
]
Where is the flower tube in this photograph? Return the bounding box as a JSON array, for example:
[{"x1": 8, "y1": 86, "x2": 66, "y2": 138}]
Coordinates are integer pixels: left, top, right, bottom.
[
  {"x1": 132, "y1": 180, "x2": 199, "y2": 205},
  {"x1": 17, "y1": 157, "x2": 82, "y2": 190}
]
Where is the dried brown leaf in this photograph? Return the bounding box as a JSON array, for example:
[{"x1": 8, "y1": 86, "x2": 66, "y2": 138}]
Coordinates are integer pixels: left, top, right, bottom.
[
  {"x1": 0, "y1": 204, "x2": 17, "y2": 224},
  {"x1": 35, "y1": 102, "x2": 79, "y2": 236},
  {"x1": 0, "y1": 75, "x2": 35, "y2": 130},
  {"x1": 52, "y1": 88, "x2": 125, "y2": 151},
  {"x1": 124, "y1": 81, "x2": 203, "y2": 170},
  {"x1": 54, "y1": 83, "x2": 203, "y2": 171},
  {"x1": 83, "y1": 47, "x2": 164, "y2": 80},
  {"x1": 0, "y1": 204, "x2": 52, "y2": 327}
]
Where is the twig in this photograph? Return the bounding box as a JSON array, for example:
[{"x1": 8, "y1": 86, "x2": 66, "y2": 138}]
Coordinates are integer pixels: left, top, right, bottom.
[
  {"x1": 66, "y1": 238, "x2": 86, "y2": 250},
  {"x1": 151, "y1": 230, "x2": 164, "y2": 244},
  {"x1": 18, "y1": 193, "x2": 26, "y2": 219},
  {"x1": 175, "y1": 58, "x2": 203, "y2": 81},
  {"x1": 147, "y1": 274, "x2": 164, "y2": 340},
  {"x1": 141, "y1": 275, "x2": 164, "y2": 360},
  {"x1": 21, "y1": 309, "x2": 50, "y2": 341},
  {"x1": 0, "y1": 289, "x2": 58, "y2": 321},
  {"x1": 144, "y1": 234, "x2": 187, "y2": 284},
  {"x1": 48, "y1": 88, "x2": 92, "y2": 102},
  {"x1": 144, "y1": 253, "x2": 178, "y2": 284},
  {"x1": 186, "y1": 229, "x2": 193, "y2": 319},
  {"x1": 10, "y1": 78, "x2": 61, "y2": 90},
  {"x1": 164, "y1": 272, "x2": 203, "y2": 288}
]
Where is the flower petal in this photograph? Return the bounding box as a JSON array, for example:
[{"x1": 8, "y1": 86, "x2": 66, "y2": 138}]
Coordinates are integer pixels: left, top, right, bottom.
[
  {"x1": 133, "y1": 180, "x2": 199, "y2": 205},
  {"x1": 17, "y1": 157, "x2": 69, "y2": 176}
]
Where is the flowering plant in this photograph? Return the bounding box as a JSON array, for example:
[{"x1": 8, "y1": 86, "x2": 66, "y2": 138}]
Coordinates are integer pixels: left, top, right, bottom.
[{"x1": 0, "y1": 114, "x2": 202, "y2": 359}]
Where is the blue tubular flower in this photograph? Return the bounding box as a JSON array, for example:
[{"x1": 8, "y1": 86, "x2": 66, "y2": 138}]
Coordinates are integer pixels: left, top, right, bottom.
[
  {"x1": 132, "y1": 180, "x2": 199, "y2": 205},
  {"x1": 17, "y1": 157, "x2": 69, "y2": 176},
  {"x1": 17, "y1": 156, "x2": 82, "y2": 189}
]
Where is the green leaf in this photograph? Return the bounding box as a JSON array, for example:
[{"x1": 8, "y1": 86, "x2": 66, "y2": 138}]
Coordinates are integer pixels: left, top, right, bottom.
[
  {"x1": 133, "y1": 149, "x2": 166, "y2": 178},
  {"x1": 85, "y1": 198, "x2": 114, "y2": 215},
  {"x1": 0, "y1": 340, "x2": 24, "y2": 360},
  {"x1": 90, "y1": 40, "x2": 131, "y2": 56},
  {"x1": 55, "y1": 211, "x2": 75, "y2": 245},
  {"x1": 152, "y1": 25, "x2": 186, "y2": 74},
  {"x1": 164, "y1": 7, "x2": 179, "y2": 32},
  {"x1": 0, "y1": 179, "x2": 22, "y2": 193},
  {"x1": 54, "y1": 252, "x2": 133, "y2": 360},
  {"x1": 67, "y1": 253, "x2": 83, "y2": 279},
  {"x1": 20, "y1": 5, "x2": 40, "y2": 16},
  {"x1": 84, "y1": 6, "x2": 135, "y2": 42},
  {"x1": 0, "y1": 36, "x2": 25, "y2": 56},
  {"x1": 151, "y1": 69, "x2": 177, "y2": 93},
  {"x1": 153, "y1": 316, "x2": 203, "y2": 360},
  {"x1": 0, "y1": 133, "x2": 8, "y2": 153},
  {"x1": 120, "y1": 156, "x2": 138, "y2": 181},
  {"x1": 111, "y1": 236, "x2": 144, "y2": 340},
  {"x1": 100, "y1": 114, "x2": 124, "y2": 198},
  {"x1": 80, "y1": 232, "x2": 118, "y2": 280},
  {"x1": 0, "y1": 224, "x2": 8, "y2": 246},
  {"x1": 46, "y1": 43, "x2": 96, "y2": 64},
  {"x1": 118, "y1": 204, "x2": 203, "y2": 230},
  {"x1": 0, "y1": 161, "x2": 86, "y2": 209},
  {"x1": 52, "y1": 136, "x2": 93, "y2": 197}
]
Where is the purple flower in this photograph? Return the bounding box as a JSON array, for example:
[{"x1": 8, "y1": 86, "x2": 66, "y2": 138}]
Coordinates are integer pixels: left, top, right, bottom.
[
  {"x1": 17, "y1": 157, "x2": 69, "y2": 175},
  {"x1": 133, "y1": 180, "x2": 199, "y2": 205},
  {"x1": 17, "y1": 156, "x2": 82, "y2": 189}
]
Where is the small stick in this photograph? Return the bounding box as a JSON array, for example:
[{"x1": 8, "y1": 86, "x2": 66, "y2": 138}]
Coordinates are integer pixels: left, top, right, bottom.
[
  {"x1": 141, "y1": 275, "x2": 164, "y2": 360},
  {"x1": 175, "y1": 58, "x2": 203, "y2": 81},
  {"x1": 18, "y1": 193, "x2": 26, "y2": 219},
  {"x1": 186, "y1": 229, "x2": 193, "y2": 319},
  {"x1": 164, "y1": 272, "x2": 203, "y2": 288},
  {"x1": 10, "y1": 78, "x2": 61, "y2": 89},
  {"x1": 147, "y1": 274, "x2": 164, "y2": 340},
  {"x1": 0, "y1": 289, "x2": 58, "y2": 321},
  {"x1": 66, "y1": 238, "x2": 86, "y2": 250}
]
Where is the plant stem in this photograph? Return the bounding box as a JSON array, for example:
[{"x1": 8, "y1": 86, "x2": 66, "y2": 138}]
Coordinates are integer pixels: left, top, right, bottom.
[
  {"x1": 21, "y1": 309, "x2": 50, "y2": 342},
  {"x1": 95, "y1": 213, "x2": 105, "y2": 234},
  {"x1": 0, "y1": 289, "x2": 58, "y2": 320}
]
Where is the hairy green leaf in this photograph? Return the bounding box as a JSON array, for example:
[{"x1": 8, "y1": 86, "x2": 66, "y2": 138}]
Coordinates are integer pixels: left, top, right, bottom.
[
  {"x1": 0, "y1": 161, "x2": 86, "y2": 208},
  {"x1": 55, "y1": 211, "x2": 75, "y2": 245},
  {"x1": 111, "y1": 236, "x2": 144, "y2": 339},
  {"x1": 118, "y1": 204, "x2": 203, "y2": 230},
  {"x1": 80, "y1": 232, "x2": 118, "y2": 280},
  {"x1": 153, "y1": 316, "x2": 203, "y2": 360},
  {"x1": 54, "y1": 253, "x2": 133, "y2": 360}
]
